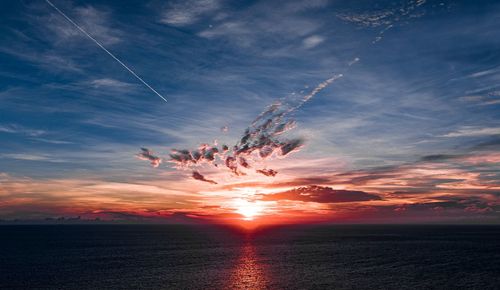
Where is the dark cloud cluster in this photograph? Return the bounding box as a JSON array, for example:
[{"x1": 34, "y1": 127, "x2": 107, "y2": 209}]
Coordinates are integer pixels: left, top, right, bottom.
[
  {"x1": 256, "y1": 169, "x2": 278, "y2": 177},
  {"x1": 137, "y1": 76, "x2": 341, "y2": 183},
  {"x1": 169, "y1": 144, "x2": 221, "y2": 167},
  {"x1": 164, "y1": 103, "x2": 304, "y2": 179},
  {"x1": 136, "y1": 148, "x2": 162, "y2": 168},
  {"x1": 259, "y1": 185, "x2": 381, "y2": 203},
  {"x1": 192, "y1": 171, "x2": 217, "y2": 184}
]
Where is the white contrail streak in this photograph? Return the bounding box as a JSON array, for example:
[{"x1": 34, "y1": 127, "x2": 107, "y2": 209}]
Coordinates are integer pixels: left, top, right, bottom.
[{"x1": 45, "y1": 0, "x2": 167, "y2": 103}]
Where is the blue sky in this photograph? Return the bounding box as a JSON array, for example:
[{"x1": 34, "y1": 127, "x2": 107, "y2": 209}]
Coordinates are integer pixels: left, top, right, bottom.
[{"x1": 0, "y1": 0, "x2": 499, "y2": 223}]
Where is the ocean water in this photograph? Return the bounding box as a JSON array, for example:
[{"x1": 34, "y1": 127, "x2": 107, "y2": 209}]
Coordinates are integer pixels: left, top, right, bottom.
[{"x1": 0, "y1": 225, "x2": 499, "y2": 289}]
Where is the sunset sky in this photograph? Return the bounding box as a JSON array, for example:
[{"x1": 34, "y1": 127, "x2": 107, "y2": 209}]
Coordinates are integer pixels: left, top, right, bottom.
[{"x1": 0, "y1": 0, "x2": 499, "y2": 225}]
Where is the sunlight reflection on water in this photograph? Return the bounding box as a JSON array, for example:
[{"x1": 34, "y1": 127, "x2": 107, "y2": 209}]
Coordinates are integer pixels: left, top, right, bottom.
[{"x1": 226, "y1": 241, "x2": 269, "y2": 289}]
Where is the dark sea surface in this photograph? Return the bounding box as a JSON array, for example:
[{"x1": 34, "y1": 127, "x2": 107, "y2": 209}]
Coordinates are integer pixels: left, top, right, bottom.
[{"x1": 0, "y1": 225, "x2": 499, "y2": 289}]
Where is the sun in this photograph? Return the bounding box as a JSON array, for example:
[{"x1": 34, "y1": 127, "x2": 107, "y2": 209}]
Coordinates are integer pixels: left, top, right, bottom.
[{"x1": 234, "y1": 199, "x2": 263, "y2": 220}]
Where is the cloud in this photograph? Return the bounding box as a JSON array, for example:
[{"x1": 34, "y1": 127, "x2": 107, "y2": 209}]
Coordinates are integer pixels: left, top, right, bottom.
[
  {"x1": 89, "y1": 78, "x2": 135, "y2": 90},
  {"x1": 136, "y1": 148, "x2": 162, "y2": 168},
  {"x1": 327, "y1": 149, "x2": 500, "y2": 201},
  {"x1": 192, "y1": 171, "x2": 218, "y2": 184},
  {"x1": 256, "y1": 169, "x2": 277, "y2": 177},
  {"x1": 0, "y1": 124, "x2": 71, "y2": 145},
  {"x1": 29, "y1": 138, "x2": 73, "y2": 145},
  {"x1": 337, "y1": 10, "x2": 394, "y2": 28},
  {"x1": 459, "y1": 152, "x2": 500, "y2": 165},
  {"x1": 197, "y1": 0, "x2": 325, "y2": 48},
  {"x1": 169, "y1": 144, "x2": 221, "y2": 167},
  {"x1": 283, "y1": 0, "x2": 329, "y2": 13},
  {"x1": 464, "y1": 204, "x2": 494, "y2": 213},
  {"x1": 458, "y1": 93, "x2": 500, "y2": 106},
  {"x1": 336, "y1": 0, "x2": 427, "y2": 43},
  {"x1": 272, "y1": 177, "x2": 333, "y2": 187},
  {"x1": 259, "y1": 185, "x2": 381, "y2": 203},
  {"x1": 442, "y1": 127, "x2": 500, "y2": 137},
  {"x1": 303, "y1": 35, "x2": 325, "y2": 49},
  {"x1": 395, "y1": 199, "x2": 497, "y2": 215},
  {"x1": 419, "y1": 154, "x2": 457, "y2": 162},
  {"x1": 337, "y1": 0, "x2": 426, "y2": 28},
  {"x1": 0, "y1": 48, "x2": 83, "y2": 73},
  {"x1": 160, "y1": 0, "x2": 221, "y2": 26},
  {"x1": 459, "y1": 95, "x2": 485, "y2": 102},
  {"x1": 0, "y1": 174, "x2": 202, "y2": 222},
  {"x1": 45, "y1": 3, "x2": 122, "y2": 46},
  {"x1": 0, "y1": 153, "x2": 64, "y2": 162},
  {"x1": 153, "y1": 75, "x2": 341, "y2": 182},
  {"x1": 0, "y1": 1, "x2": 123, "y2": 74},
  {"x1": 85, "y1": 211, "x2": 208, "y2": 224},
  {"x1": 0, "y1": 124, "x2": 45, "y2": 137},
  {"x1": 221, "y1": 176, "x2": 332, "y2": 190},
  {"x1": 420, "y1": 152, "x2": 500, "y2": 165},
  {"x1": 472, "y1": 138, "x2": 500, "y2": 150},
  {"x1": 348, "y1": 57, "x2": 360, "y2": 66}
]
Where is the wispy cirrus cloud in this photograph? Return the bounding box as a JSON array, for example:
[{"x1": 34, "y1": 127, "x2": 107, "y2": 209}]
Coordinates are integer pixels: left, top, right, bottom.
[
  {"x1": 160, "y1": 0, "x2": 221, "y2": 26},
  {"x1": 302, "y1": 35, "x2": 325, "y2": 49},
  {"x1": 89, "y1": 78, "x2": 135, "y2": 89},
  {"x1": 43, "y1": 2, "x2": 122, "y2": 46},
  {"x1": 0, "y1": 153, "x2": 64, "y2": 162},
  {"x1": 442, "y1": 127, "x2": 500, "y2": 138},
  {"x1": 0, "y1": 123, "x2": 72, "y2": 145},
  {"x1": 459, "y1": 94, "x2": 500, "y2": 106},
  {"x1": 336, "y1": 0, "x2": 429, "y2": 43},
  {"x1": 0, "y1": 1, "x2": 122, "y2": 73},
  {"x1": 0, "y1": 124, "x2": 45, "y2": 137},
  {"x1": 0, "y1": 47, "x2": 83, "y2": 73},
  {"x1": 196, "y1": 0, "x2": 328, "y2": 49}
]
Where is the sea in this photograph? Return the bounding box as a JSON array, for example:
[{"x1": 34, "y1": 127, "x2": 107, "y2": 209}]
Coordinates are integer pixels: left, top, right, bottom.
[{"x1": 0, "y1": 224, "x2": 499, "y2": 289}]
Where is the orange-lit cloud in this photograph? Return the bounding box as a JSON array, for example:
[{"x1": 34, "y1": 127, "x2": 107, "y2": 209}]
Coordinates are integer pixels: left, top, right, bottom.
[{"x1": 1, "y1": 150, "x2": 499, "y2": 225}]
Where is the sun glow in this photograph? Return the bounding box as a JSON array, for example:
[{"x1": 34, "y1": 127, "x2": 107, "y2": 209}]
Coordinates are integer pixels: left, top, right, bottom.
[{"x1": 234, "y1": 199, "x2": 263, "y2": 220}]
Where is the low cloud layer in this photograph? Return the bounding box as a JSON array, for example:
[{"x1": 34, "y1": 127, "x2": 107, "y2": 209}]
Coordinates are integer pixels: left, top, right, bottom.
[{"x1": 259, "y1": 185, "x2": 381, "y2": 203}]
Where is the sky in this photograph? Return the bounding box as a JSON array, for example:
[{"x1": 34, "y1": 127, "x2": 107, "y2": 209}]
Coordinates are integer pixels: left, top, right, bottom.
[{"x1": 0, "y1": 0, "x2": 499, "y2": 225}]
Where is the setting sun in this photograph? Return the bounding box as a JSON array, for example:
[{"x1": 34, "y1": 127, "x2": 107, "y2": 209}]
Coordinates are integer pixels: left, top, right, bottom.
[{"x1": 234, "y1": 199, "x2": 263, "y2": 220}]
